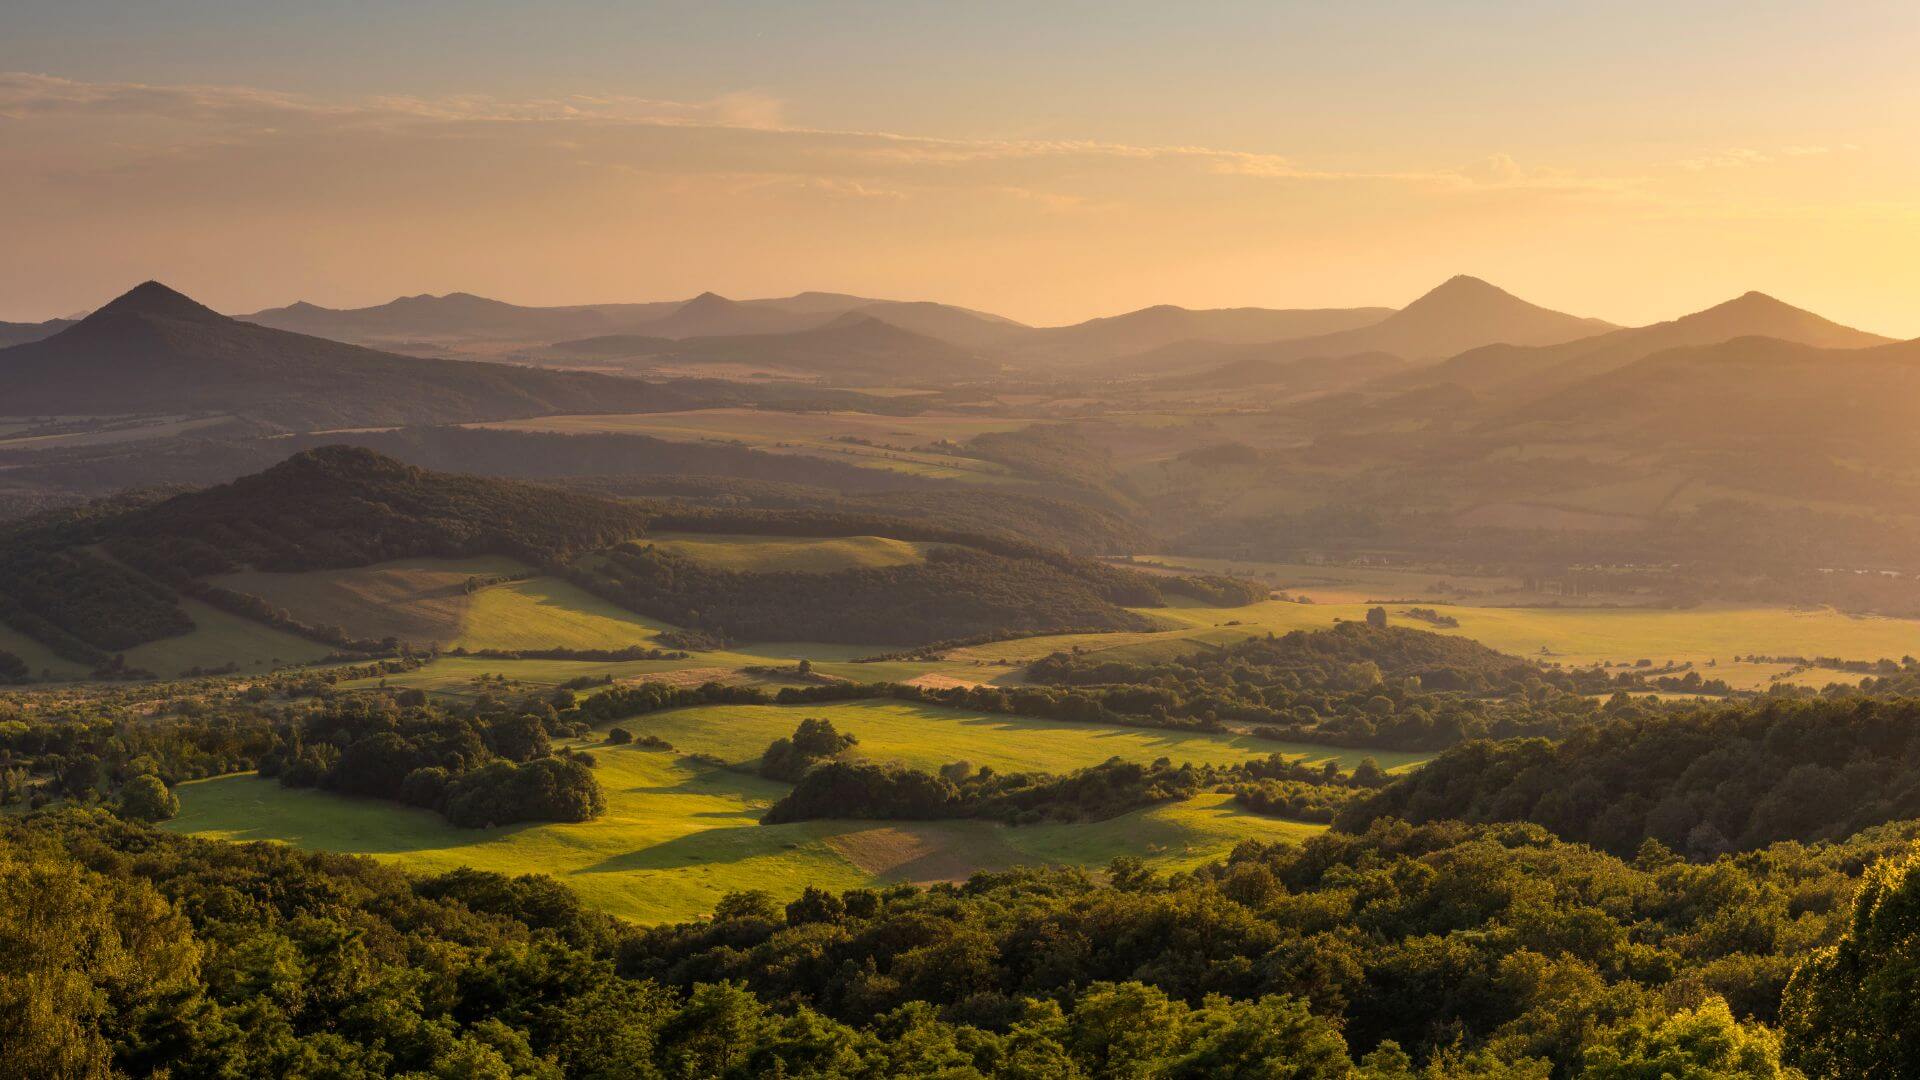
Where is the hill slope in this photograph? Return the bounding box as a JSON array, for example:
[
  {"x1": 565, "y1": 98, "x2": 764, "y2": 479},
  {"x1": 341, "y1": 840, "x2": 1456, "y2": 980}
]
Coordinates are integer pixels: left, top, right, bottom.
[
  {"x1": 557, "y1": 313, "x2": 992, "y2": 380},
  {"x1": 0, "y1": 282, "x2": 705, "y2": 428},
  {"x1": 1393, "y1": 290, "x2": 1893, "y2": 401},
  {"x1": 1015, "y1": 304, "x2": 1393, "y2": 366}
]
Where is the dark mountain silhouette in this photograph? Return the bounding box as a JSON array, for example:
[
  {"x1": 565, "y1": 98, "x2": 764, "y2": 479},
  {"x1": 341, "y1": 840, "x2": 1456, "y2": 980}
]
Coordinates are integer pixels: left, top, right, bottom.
[
  {"x1": 623, "y1": 292, "x2": 836, "y2": 339},
  {"x1": 1214, "y1": 276, "x2": 1614, "y2": 370},
  {"x1": 0, "y1": 318, "x2": 75, "y2": 349},
  {"x1": 1014, "y1": 304, "x2": 1394, "y2": 366},
  {"x1": 242, "y1": 288, "x2": 1027, "y2": 352},
  {"x1": 554, "y1": 312, "x2": 990, "y2": 380},
  {"x1": 1388, "y1": 290, "x2": 1893, "y2": 400},
  {"x1": 0, "y1": 282, "x2": 708, "y2": 429},
  {"x1": 243, "y1": 292, "x2": 679, "y2": 344}
]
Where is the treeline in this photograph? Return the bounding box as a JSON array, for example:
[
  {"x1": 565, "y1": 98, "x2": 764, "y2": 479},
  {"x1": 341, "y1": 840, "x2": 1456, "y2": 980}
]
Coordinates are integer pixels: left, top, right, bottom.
[
  {"x1": 1340, "y1": 695, "x2": 1920, "y2": 858},
  {"x1": 0, "y1": 546, "x2": 191, "y2": 662},
  {"x1": 573, "y1": 541, "x2": 1163, "y2": 646},
  {"x1": 622, "y1": 816, "x2": 1920, "y2": 1075},
  {"x1": 1024, "y1": 623, "x2": 1624, "y2": 749},
  {"x1": 259, "y1": 694, "x2": 604, "y2": 828},
  {"x1": 764, "y1": 751, "x2": 1384, "y2": 827}
]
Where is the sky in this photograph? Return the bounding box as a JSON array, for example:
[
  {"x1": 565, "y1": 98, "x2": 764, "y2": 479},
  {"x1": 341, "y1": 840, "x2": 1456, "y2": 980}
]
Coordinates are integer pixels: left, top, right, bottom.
[{"x1": 5, "y1": 0, "x2": 1920, "y2": 334}]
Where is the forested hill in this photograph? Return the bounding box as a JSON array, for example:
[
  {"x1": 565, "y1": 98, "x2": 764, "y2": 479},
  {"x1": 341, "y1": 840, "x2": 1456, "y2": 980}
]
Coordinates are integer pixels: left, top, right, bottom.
[
  {"x1": 1339, "y1": 695, "x2": 1920, "y2": 857},
  {"x1": 115, "y1": 446, "x2": 655, "y2": 572},
  {"x1": 0, "y1": 281, "x2": 717, "y2": 429}
]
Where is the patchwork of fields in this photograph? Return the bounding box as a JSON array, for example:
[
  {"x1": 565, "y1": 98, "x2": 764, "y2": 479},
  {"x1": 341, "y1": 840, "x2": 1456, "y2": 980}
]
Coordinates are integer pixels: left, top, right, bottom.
[{"x1": 169, "y1": 731, "x2": 1326, "y2": 924}]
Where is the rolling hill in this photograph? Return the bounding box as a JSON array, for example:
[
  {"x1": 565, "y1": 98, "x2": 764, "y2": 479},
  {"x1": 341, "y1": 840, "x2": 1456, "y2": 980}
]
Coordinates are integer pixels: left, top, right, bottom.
[
  {"x1": 0, "y1": 282, "x2": 708, "y2": 428},
  {"x1": 1482, "y1": 335, "x2": 1920, "y2": 457},
  {"x1": 1149, "y1": 350, "x2": 1412, "y2": 395},
  {"x1": 554, "y1": 312, "x2": 993, "y2": 381},
  {"x1": 0, "y1": 317, "x2": 74, "y2": 349},
  {"x1": 242, "y1": 291, "x2": 678, "y2": 345},
  {"x1": 1389, "y1": 290, "x2": 1894, "y2": 401},
  {"x1": 1012, "y1": 303, "x2": 1394, "y2": 366}
]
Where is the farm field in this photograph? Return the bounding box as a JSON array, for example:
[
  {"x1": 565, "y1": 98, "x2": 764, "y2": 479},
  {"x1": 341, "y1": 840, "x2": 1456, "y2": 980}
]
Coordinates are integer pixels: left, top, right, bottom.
[
  {"x1": 609, "y1": 697, "x2": 1433, "y2": 774},
  {"x1": 214, "y1": 556, "x2": 529, "y2": 646},
  {"x1": 453, "y1": 577, "x2": 676, "y2": 651},
  {"x1": 167, "y1": 746, "x2": 1325, "y2": 925},
  {"x1": 646, "y1": 532, "x2": 944, "y2": 573}
]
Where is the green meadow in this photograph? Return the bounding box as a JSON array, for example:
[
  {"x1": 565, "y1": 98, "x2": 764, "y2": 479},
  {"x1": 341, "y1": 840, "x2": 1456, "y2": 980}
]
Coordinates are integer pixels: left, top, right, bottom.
[
  {"x1": 646, "y1": 532, "x2": 944, "y2": 573},
  {"x1": 614, "y1": 697, "x2": 1432, "y2": 774},
  {"x1": 168, "y1": 747, "x2": 1323, "y2": 925}
]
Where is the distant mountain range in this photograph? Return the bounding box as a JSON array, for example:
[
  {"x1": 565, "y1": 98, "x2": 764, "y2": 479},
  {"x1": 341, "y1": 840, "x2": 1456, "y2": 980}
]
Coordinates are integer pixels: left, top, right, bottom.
[
  {"x1": 239, "y1": 289, "x2": 1026, "y2": 352},
  {"x1": 8, "y1": 276, "x2": 1900, "y2": 395},
  {"x1": 551, "y1": 311, "x2": 993, "y2": 381},
  {"x1": 0, "y1": 283, "x2": 715, "y2": 429},
  {"x1": 1385, "y1": 290, "x2": 1892, "y2": 401}
]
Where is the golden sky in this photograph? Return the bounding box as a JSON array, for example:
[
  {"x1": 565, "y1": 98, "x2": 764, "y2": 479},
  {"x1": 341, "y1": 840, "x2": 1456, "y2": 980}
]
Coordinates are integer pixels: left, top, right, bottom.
[{"x1": 4, "y1": 2, "x2": 1919, "y2": 334}]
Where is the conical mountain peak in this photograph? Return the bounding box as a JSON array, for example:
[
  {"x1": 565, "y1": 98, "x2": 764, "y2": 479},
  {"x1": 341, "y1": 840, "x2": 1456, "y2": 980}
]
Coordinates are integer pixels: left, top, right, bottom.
[{"x1": 88, "y1": 281, "x2": 225, "y2": 324}]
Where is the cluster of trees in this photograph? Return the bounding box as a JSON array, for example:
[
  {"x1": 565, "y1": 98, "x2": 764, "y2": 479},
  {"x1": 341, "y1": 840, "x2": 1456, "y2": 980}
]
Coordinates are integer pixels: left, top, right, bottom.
[
  {"x1": 0, "y1": 648, "x2": 27, "y2": 684},
  {"x1": 258, "y1": 694, "x2": 605, "y2": 829},
  {"x1": 1026, "y1": 623, "x2": 1625, "y2": 749},
  {"x1": 762, "y1": 724, "x2": 1387, "y2": 827},
  {"x1": 0, "y1": 545, "x2": 191, "y2": 662},
  {"x1": 575, "y1": 541, "x2": 1163, "y2": 646},
  {"x1": 624, "y1": 816, "x2": 1920, "y2": 1075},
  {"x1": 1341, "y1": 695, "x2": 1920, "y2": 858},
  {"x1": 758, "y1": 717, "x2": 859, "y2": 781}
]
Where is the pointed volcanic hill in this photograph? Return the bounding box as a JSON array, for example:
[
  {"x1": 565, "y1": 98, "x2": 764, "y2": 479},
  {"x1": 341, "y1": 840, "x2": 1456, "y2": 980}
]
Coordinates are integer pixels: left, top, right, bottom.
[
  {"x1": 0, "y1": 281, "x2": 707, "y2": 428},
  {"x1": 629, "y1": 292, "x2": 833, "y2": 339},
  {"x1": 1393, "y1": 289, "x2": 1895, "y2": 401},
  {"x1": 1095, "y1": 276, "x2": 1610, "y2": 376},
  {"x1": 1268, "y1": 276, "x2": 1614, "y2": 362}
]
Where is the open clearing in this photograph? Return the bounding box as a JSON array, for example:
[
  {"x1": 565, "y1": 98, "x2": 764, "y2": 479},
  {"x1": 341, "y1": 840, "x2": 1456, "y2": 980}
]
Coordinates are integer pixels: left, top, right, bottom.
[
  {"x1": 124, "y1": 596, "x2": 335, "y2": 677},
  {"x1": 168, "y1": 748, "x2": 1322, "y2": 925},
  {"x1": 646, "y1": 532, "x2": 943, "y2": 573},
  {"x1": 611, "y1": 697, "x2": 1433, "y2": 774},
  {"x1": 453, "y1": 577, "x2": 676, "y2": 651}
]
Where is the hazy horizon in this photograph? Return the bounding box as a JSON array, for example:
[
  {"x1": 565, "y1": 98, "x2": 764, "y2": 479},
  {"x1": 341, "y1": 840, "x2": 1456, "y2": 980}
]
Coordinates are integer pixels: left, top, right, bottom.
[{"x1": 7, "y1": 1, "x2": 1920, "y2": 334}]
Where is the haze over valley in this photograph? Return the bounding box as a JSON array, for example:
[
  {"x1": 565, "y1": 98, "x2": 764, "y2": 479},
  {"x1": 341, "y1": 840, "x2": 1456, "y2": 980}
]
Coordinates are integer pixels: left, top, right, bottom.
[{"x1": 12, "y1": 4, "x2": 1920, "y2": 1076}]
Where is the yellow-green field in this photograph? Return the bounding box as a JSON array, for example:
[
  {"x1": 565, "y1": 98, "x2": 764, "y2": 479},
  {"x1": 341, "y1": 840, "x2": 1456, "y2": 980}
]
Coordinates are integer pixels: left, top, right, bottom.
[
  {"x1": 211, "y1": 558, "x2": 674, "y2": 652},
  {"x1": 611, "y1": 697, "x2": 1432, "y2": 774},
  {"x1": 949, "y1": 597, "x2": 1920, "y2": 693},
  {"x1": 646, "y1": 532, "x2": 943, "y2": 573},
  {"x1": 168, "y1": 747, "x2": 1323, "y2": 924},
  {"x1": 214, "y1": 556, "x2": 530, "y2": 645},
  {"x1": 124, "y1": 596, "x2": 336, "y2": 677},
  {"x1": 455, "y1": 577, "x2": 676, "y2": 651}
]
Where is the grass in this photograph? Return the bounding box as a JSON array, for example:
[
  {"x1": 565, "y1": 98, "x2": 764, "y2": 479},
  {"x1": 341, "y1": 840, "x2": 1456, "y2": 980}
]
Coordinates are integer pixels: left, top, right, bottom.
[
  {"x1": 214, "y1": 556, "x2": 529, "y2": 646},
  {"x1": 610, "y1": 697, "x2": 1433, "y2": 774},
  {"x1": 0, "y1": 622, "x2": 88, "y2": 680},
  {"x1": 646, "y1": 532, "x2": 943, "y2": 573},
  {"x1": 124, "y1": 596, "x2": 335, "y2": 677},
  {"x1": 453, "y1": 577, "x2": 676, "y2": 651},
  {"x1": 168, "y1": 747, "x2": 1324, "y2": 925}
]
